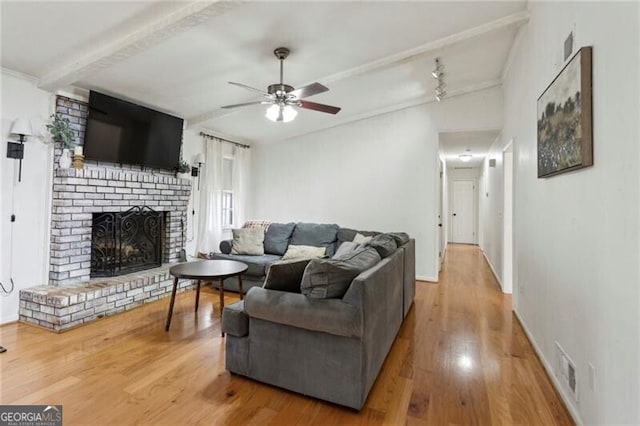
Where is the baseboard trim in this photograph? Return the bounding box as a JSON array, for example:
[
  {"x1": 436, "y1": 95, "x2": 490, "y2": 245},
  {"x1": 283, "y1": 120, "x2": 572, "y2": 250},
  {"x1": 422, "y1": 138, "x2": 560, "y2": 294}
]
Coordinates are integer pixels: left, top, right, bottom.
[
  {"x1": 0, "y1": 316, "x2": 19, "y2": 326},
  {"x1": 481, "y1": 250, "x2": 505, "y2": 292},
  {"x1": 416, "y1": 275, "x2": 437, "y2": 283},
  {"x1": 0, "y1": 319, "x2": 18, "y2": 327},
  {"x1": 513, "y1": 309, "x2": 584, "y2": 426}
]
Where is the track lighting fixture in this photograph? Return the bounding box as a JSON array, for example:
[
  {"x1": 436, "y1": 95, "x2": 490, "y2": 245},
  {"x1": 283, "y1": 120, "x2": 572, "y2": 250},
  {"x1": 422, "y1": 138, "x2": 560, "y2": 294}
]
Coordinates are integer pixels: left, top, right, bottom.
[
  {"x1": 432, "y1": 57, "x2": 448, "y2": 102},
  {"x1": 431, "y1": 58, "x2": 444, "y2": 79}
]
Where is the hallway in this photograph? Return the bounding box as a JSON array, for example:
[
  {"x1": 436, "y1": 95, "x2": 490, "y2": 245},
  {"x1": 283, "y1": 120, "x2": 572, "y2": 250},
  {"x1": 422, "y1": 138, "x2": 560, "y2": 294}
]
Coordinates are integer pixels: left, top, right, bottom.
[{"x1": 405, "y1": 243, "x2": 574, "y2": 424}]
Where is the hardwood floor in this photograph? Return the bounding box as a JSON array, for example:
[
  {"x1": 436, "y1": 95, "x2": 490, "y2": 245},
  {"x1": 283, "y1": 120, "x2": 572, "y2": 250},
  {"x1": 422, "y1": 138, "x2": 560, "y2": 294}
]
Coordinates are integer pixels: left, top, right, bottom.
[{"x1": 0, "y1": 244, "x2": 573, "y2": 425}]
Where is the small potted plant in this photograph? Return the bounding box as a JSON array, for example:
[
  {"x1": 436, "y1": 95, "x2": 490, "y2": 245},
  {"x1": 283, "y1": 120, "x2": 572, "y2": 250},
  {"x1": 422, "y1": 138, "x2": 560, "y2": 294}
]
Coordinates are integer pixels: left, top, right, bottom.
[
  {"x1": 46, "y1": 114, "x2": 75, "y2": 168},
  {"x1": 176, "y1": 160, "x2": 191, "y2": 180}
]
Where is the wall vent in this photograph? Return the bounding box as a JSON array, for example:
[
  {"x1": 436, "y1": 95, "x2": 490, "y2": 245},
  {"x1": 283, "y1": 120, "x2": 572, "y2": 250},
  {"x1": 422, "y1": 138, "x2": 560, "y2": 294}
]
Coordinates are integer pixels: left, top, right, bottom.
[
  {"x1": 453, "y1": 166, "x2": 473, "y2": 170},
  {"x1": 489, "y1": 159, "x2": 497, "y2": 167},
  {"x1": 555, "y1": 341, "x2": 578, "y2": 401}
]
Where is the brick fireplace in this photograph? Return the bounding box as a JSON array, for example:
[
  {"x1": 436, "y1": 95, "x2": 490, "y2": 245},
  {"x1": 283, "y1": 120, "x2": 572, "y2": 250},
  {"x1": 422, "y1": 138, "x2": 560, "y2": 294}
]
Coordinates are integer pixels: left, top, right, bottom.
[
  {"x1": 18, "y1": 95, "x2": 195, "y2": 332},
  {"x1": 49, "y1": 166, "x2": 190, "y2": 285}
]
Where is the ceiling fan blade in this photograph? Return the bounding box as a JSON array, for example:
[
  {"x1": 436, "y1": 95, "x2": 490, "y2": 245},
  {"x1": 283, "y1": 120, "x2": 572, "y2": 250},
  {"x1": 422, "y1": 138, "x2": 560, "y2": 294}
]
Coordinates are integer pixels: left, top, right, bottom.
[
  {"x1": 221, "y1": 100, "x2": 272, "y2": 109},
  {"x1": 297, "y1": 100, "x2": 341, "y2": 115},
  {"x1": 288, "y1": 82, "x2": 329, "y2": 99},
  {"x1": 228, "y1": 81, "x2": 269, "y2": 96}
]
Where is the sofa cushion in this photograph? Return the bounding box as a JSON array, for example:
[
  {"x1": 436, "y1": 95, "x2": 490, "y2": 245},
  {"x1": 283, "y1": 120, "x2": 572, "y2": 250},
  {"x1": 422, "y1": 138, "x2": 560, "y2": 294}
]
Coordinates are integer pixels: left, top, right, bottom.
[
  {"x1": 301, "y1": 247, "x2": 381, "y2": 299},
  {"x1": 222, "y1": 301, "x2": 249, "y2": 337},
  {"x1": 263, "y1": 259, "x2": 312, "y2": 293},
  {"x1": 290, "y1": 223, "x2": 339, "y2": 256},
  {"x1": 212, "y1": 253, "x2": 281, "y2": 277},
  {"x1": 282, "y1": 245, "x2": 326, "y2": 261},
  {"x1": 231, "y1": 228, "x2": 265, "y2": 255},
  {"x1": 332, "y1": 241, "x2": 360, "y2": 258},
  {"x1": 389, "y1": 232, "x2": 410, "y2": 246},
  {"x1": 337, "y1": 228, "x2": 379, "y2": 244},
  {"x1": 367, "y1": 234, "x2": 398, "y2": 258},
  {"x1": 264, "y1": 222, "x2": 296, "y2": 255}
]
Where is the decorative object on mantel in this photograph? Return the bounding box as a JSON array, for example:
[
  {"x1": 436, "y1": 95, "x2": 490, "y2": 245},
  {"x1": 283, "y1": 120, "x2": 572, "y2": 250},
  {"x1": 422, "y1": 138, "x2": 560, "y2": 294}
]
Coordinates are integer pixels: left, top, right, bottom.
[
  {"x1": 6, "y1": 118, "x2": 33, "y2": 182},
  {"x1": 537, "y1": 46, "x2": 593, "y2": 178},
  {"x1": 46, "y1": 113, "x2": 75, "y2": 169},
  {"x1": 72, "y1": 145, "x2": 85, "y2": 169},
  {"x1": 176, "y1": 160, "x2": 191, "y2": 180}
]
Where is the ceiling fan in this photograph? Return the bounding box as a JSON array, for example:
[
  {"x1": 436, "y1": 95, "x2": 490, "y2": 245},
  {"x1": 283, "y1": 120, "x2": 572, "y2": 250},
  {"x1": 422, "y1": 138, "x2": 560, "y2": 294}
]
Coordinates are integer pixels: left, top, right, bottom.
[{"x1": 221, "y1": 47, "x2": 341, "y2": 123}]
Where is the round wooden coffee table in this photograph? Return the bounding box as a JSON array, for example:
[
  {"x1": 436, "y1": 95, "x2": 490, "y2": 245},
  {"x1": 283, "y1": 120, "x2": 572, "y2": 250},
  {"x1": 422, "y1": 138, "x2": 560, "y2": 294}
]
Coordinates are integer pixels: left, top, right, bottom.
[{"x1": 165, "y1": 260, "x2": 248, "y2": 333}]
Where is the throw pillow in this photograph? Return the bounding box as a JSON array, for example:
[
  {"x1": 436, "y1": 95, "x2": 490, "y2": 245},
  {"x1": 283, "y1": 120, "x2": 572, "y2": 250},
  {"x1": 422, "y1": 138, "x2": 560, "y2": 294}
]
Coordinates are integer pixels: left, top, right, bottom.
[
  {"x1": 367, "y1": 234, "x2": 398, "y2": 258},
  {"x1": 281, "y1": 245, "x2": 326, "y2": 261},
  {"x1": 231, "y1": 228, "x2": 265, "y2": 255},
  {"x1": 352, "y1": 232, "x2": 372, "y2": 244},
  {"x1": 264, "y1": 222, "x2": 296, "y2": 255},
  {"x1": 242, "y1": 220, "x2": 271, "y2": 231},
  {"x1": 301, "y1": 247, "x2": 381, "y2": 299},
  {"x1": 263, "y1": 258, "x2": 312, "y2": 293},
  {"x1": 332, "y1": 241, "x2": 360, "y2": 258}
]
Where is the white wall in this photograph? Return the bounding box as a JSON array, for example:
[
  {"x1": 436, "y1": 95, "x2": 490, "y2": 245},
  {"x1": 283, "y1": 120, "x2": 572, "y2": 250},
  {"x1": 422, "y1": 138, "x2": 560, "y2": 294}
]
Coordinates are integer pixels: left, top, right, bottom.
[
  {"x1": 480, "y1": 146, "x2": 506, "y2": 287},
  {"x1": 181, "y1": 128, "x2": 206, "y2": 257},
  {"x1": 490, "y1": 2, "x2": 639, "y2": 424},
  {"x1": 1, "y1": 70, "x2": 54, "y2": 323},
  {"x1": 250, "y1": 105, "x2": 440, "y2": 280}
]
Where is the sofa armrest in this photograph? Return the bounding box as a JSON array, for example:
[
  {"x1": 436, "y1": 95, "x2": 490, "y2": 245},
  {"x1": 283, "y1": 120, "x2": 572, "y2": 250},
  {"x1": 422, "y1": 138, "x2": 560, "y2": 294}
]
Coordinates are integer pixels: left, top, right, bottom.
[
  {"x1": 244, "y1": 287, "x2": 362, "y2": 338},
  {"x1": 220, "y1": 239, "x2": 233, "y2": 254}
]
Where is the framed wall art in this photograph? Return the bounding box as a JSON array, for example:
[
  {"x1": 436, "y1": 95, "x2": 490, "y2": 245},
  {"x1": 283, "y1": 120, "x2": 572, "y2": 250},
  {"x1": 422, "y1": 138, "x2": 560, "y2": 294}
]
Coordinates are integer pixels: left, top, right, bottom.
[{"x1": 537, "y1": 46, "x2": 593, "y2": 178}]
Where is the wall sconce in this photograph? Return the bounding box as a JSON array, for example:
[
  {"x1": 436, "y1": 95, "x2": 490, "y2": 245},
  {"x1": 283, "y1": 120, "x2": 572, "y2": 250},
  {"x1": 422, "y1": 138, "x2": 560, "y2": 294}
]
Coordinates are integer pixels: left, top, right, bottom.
[
  {"x1": 6, "y1": 118, "x2": 33, "y2": 182},
  {"x1": 192, "y1": 153, "x2": 205, "y2": 190}
]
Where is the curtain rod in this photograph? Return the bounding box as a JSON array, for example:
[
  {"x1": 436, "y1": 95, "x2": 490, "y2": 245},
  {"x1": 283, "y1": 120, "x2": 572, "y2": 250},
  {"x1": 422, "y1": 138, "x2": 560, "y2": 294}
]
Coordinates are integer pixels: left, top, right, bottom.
[{"x1": 199, "y1": 131, "x2": 251, "y2": 149}]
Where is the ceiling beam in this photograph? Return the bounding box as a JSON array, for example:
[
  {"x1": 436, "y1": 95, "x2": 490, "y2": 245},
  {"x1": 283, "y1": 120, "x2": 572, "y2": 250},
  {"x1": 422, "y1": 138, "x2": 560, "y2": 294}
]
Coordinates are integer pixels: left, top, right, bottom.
[
  {"x1": 318, "y1": 10, "x2": 529, "y2": 85},
  {"x1": 186, "y1": 10, "x2": 528, "y2": 128},
  {"x1": 38, "y1": 1, "x2": 240, "y2": 91}
]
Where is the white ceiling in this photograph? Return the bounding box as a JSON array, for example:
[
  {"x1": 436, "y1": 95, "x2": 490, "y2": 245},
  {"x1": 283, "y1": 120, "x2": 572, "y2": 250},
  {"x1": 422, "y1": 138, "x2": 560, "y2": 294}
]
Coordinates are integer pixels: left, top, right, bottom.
[
  {"x1": 1, "y1": 1, "x2": 527, "y2": 144},
  {"x1": 440, "y1": 129, "x2": 500, "y2": 167}
]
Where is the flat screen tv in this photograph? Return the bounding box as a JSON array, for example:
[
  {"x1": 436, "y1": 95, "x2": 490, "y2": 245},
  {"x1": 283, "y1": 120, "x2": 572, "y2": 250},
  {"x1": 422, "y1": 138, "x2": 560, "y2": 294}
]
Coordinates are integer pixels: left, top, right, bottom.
[{"x1": 84, "y1": 91, "x2": 184, "y2": 170}]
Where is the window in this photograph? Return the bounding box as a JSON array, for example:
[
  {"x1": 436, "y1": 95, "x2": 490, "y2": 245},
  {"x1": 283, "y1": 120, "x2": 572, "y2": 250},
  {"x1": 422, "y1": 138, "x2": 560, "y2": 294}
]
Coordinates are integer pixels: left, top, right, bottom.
[{"x1": 221, "y1": 157, "x2": 234, "y2": 229}]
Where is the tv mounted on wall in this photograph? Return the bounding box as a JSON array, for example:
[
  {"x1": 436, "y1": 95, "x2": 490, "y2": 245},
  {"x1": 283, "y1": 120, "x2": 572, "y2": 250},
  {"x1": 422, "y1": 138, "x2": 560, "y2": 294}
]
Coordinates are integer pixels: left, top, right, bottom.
[{"x1": 84, "y1": 91, "x2": 184, "y2": 171}]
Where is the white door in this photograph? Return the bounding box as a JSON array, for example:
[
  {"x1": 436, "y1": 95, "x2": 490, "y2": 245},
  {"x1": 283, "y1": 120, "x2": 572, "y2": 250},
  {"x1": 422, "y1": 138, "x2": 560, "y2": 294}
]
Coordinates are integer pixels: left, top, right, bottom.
[{"x1": 451, "y1": 180, "x2": 475, "y2": 244}]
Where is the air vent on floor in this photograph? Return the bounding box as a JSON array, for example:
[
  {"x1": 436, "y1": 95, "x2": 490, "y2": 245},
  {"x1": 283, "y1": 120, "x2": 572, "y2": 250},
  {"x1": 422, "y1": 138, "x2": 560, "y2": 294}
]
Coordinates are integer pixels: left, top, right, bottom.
[{"x1": 453, "y1": 167, "x2": 473, "y2": 170}]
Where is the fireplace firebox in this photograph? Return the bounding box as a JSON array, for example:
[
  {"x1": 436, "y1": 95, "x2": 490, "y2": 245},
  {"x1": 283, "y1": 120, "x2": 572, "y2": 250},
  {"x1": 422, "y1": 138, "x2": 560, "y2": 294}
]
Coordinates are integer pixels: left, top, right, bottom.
[{"x1": 91, "y1": 206, "x2": 164, "y2": 277}]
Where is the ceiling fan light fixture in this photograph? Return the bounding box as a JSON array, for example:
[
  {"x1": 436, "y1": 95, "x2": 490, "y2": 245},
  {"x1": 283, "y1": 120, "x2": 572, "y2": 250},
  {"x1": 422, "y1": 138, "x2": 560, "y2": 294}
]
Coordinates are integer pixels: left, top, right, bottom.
[
  {"x1": 265, "y1": 104, "x2": 298, "y2": 123},
  {"x1": 281, "y1": 105, "x2": 297, "y2": 123},
  {"x1": 265, "y1": 104, "x2": 281, "y2": 122}
]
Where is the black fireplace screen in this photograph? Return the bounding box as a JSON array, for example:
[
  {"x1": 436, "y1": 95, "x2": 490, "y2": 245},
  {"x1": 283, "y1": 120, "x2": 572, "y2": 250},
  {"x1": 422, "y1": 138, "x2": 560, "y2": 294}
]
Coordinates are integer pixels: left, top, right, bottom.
[{"x1": 91, "y1": 206, "x2": 163, "y2": 277}]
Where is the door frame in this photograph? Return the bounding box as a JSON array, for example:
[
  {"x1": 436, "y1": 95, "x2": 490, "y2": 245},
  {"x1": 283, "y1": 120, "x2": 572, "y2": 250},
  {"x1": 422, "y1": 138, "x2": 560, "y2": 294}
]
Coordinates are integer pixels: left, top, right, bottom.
[
  {"x1": 502, "y1": 141, "x2": 514, "y2": 293},
  {"x1": 448, "y1": 178, "x2": 478, "y2": 244}
]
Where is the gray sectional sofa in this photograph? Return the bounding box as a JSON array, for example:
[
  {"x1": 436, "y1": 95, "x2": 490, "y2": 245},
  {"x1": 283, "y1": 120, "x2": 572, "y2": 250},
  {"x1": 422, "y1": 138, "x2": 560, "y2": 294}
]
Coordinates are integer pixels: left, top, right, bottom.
[{"x1": 218, "y1": 222, "x2": 416, "y2": 410}]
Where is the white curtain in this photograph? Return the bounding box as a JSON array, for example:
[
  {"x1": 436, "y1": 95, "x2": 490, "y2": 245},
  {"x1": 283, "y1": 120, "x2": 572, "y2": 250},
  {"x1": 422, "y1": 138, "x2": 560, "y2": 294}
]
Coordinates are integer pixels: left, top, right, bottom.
[
  {"x1": 196, "y1": 138, "x2": 224, "y2": 254},
  {"x1": 232, "y1": 146, "x2": 251, "y2": 228}
]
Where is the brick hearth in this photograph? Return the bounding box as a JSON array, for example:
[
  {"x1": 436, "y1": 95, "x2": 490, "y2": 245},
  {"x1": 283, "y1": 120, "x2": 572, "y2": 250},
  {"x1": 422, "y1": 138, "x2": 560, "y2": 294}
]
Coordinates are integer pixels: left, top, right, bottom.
[{"x1": 20, "y1": 266, "x2": 195, "y2": 332}]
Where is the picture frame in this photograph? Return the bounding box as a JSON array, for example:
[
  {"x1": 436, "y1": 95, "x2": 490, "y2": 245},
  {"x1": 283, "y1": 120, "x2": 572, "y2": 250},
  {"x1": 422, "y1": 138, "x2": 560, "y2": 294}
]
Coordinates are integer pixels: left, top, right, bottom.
[{"x1": 537, "y1": 46, "x2": 593, "y2": 178}]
